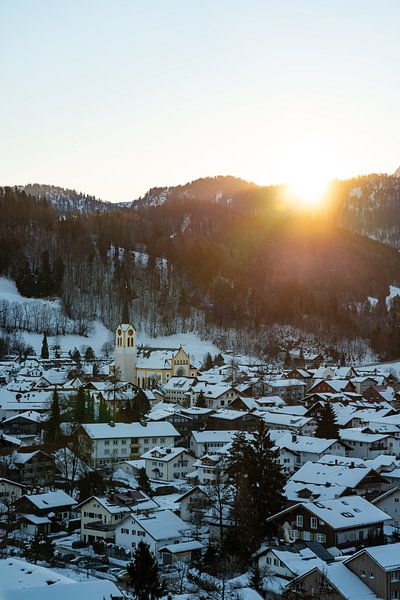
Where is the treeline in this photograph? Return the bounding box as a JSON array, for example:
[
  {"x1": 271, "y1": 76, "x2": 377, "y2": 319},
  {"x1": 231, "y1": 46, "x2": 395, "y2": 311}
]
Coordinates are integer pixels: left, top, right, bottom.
[{"x1": 1, "y1": 184, "x2": 399, "y2": 360}]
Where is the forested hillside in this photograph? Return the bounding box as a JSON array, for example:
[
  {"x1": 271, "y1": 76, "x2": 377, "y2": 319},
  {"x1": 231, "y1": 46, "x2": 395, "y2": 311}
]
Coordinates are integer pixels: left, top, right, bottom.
[{"x1": 1, "y1": 181, "x2": 399, "y2": 361}]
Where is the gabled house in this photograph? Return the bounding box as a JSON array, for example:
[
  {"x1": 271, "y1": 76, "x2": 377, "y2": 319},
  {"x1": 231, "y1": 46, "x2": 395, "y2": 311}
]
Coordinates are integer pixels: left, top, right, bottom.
[
  {"x1": 142, "y1": 446, "x2": 195, "y2": 481},
  {"x1": 286, "y1": 561, "x2": 381, "y2": 600},
  {"x1": 267, "y1": 495, "x2": 391, "y2": 548},
  {"x1": 175, "y1": 485, "x2": 209, "y2": 522},
  {"x1": 189, "y1": 430, "x2": 237, "y2": 457},
  {"x1": 11, "y1": 450, "x2": 57, "y2": 486},
  {"x1": 78, "y1": 491, "x2": 158, "y2": 543},
  {"x1": 270, "y1": 432, "x2": 349, "y2": 471},
  {"x1": 255, "y1": 546, "x2": 327, "y2": 580},
  {"x1": 76, "y1": 421, "x2": 181, "y2": 467},
  {"x1": 15, "y1": 490, "x2": 77, "y2": 537},
  {"x1": 344, "y1": 542, "x2": 400, "y2": 600},
  {"x1": 115, "y1": 509, "x2": 189, "y2": 556},
  {"x1": 289, "y1": 460, "x2": 389, "y2": 501},
  {"x1": 371, "y1": 487, "x2": 400, "y2": 529}
]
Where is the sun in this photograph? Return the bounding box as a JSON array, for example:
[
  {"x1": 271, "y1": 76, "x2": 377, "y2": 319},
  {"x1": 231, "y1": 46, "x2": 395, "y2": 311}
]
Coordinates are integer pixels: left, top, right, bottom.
[
  {"x1": 277, "y1": 137, "x2": 336, "y2": 210},
  {"x1": 285, "y1": 173, "x2": 331, "y2": 209}
]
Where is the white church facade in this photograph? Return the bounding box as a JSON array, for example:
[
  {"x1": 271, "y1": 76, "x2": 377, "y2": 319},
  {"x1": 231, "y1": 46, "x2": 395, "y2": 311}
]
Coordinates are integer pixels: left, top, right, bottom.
[{"x1": 114, "y1": 323, "x2": 198, "y2": 388}]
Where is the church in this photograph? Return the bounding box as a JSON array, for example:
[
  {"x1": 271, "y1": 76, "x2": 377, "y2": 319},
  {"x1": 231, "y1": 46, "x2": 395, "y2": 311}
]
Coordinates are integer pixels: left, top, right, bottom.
[{"x1": 114, "y1": 323, "x2": 198, "y2": 388}]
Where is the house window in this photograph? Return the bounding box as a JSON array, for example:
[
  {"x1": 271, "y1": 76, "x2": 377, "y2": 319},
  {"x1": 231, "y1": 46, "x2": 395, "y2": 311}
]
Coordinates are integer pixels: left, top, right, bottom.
[
  {"x1": 310, "y1": 517, "x2": 317, "y2": 529},
  {"x1": 369, "y1": 572, "x2": 375, "y2": 579},
  {"x1": 361, "y1": 570, "x2": 366, "y2": 577},
  {"x1": 391, "y1": 592, "x2": 398, "y2": 600},
  {"x1": 303, "y1": 531, "x2": 311, "y2": 541},
  {"x1": 296, "y1": 515, "x2": 304, "y2": 527},
  {"x1": 391, "y1": 571, "x2": 399, "y2": 582},
  {"x1": 316, "y1": 533, "x2": 325, "y2": 543}
]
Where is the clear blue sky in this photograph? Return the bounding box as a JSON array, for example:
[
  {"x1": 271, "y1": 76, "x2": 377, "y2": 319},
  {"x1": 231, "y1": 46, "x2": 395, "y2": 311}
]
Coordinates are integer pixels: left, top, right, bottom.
[{"x1": 1, "y1": 0, "x2": 399, "y2": 201}]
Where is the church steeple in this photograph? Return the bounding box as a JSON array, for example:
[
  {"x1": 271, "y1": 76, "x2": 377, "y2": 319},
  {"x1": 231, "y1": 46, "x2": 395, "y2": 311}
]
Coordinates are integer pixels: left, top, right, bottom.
[{"x1": 115, "y1": 323, "x2": 137, "y2": 384}]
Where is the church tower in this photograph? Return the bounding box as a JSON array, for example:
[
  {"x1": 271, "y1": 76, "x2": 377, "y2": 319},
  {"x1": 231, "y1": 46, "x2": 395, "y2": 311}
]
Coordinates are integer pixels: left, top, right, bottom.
[{"x1": 114, "y1": 323, "x2": 137, "y2": 384}]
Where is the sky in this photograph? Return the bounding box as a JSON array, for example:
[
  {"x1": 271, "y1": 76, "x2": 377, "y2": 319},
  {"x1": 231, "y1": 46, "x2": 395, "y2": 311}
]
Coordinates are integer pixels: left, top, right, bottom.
[{"x1": 1, "y1": 0, "x2": 399, "y2": 202}]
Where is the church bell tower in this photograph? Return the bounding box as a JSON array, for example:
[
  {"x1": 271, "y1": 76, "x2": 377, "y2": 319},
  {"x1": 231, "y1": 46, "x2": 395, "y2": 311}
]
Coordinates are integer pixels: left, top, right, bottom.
[{"x1": 114, "y1": 323, "x2": 137, "y2": 384}]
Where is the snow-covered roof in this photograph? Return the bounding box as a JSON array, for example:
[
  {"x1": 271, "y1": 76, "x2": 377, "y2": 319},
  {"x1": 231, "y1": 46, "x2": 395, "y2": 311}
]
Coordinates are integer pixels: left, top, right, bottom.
[
  {"x1": 21, "y1": 513, "x2": 52, "y2": 525},
  {"x1": 270, "y1": 431, "x2": 344, "y2": 454},
  {"x1": 256, "y1": 412, "x2": 312, "y2": 428},
  {"x1": 339, "y1": 428, "x2": 389, "y2": 443},
  {"x1": 284, "y1": 480, "x2": 347, "y2": 503},
  {"x1": 298, "y1": 561, "x2": 380, "y2": 600},
  {"x1": 2, "y1": 580, "x2": 123, "y2": 600},
  {"x1": 1, "y1": 410, "x2": 43, "y2": 424},
  {"x1": 159, "y1": 540, "x2": 204, "y2": 553},
  {"x1": 191, "y1": 430, "x2": 237, "y2": 443},
  {"x1": 128, "y1": 508, "x2": 187, "y2": 540},
  {"x1": 163, "y1": 376, "x2": 195, "y2": 391},
  {"x1": 141, "y1": 446, "x2": 189, "y2": 461},
  {"x1": 270, "y1": 547, "x2": 325, "y2": 576},
  {"x1": 278, "y1": 495, "x2": 391, "y2": 529},
  {"x1": 349, "y1": 542, "x2": 400, "y2": 570},
  {"x1": 21, "y1": 490, "x2": 77, "y2": 510},
  {"x1": 290, "y1": 461, "x2": 372, "y2": 488},
  {"x1": 81, "y1": 421, "x2": 180, "y2": 439},
  {"x1": 0, "y1": 558, "x2": 73, "y2": 592}
]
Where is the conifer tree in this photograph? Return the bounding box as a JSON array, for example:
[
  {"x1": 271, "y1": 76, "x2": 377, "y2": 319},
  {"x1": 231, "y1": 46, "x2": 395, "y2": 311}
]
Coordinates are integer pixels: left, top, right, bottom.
[
  {"x1": 315, "y1": 402, "x2": 339, "y2": 439},
  {"x1": 84, "y1": 346, "x2": 95, "y2": 361},
  {"x1": 137, "y1": 467, "x2": 153, "y2": 496},
  {"x1": 202, "y1": 352, "x2": 214, "y2": 371},
  {"x1": 45, "y1": 390, "x2": 62, "y2": 444},
  {"x1": 126, "y1": 541, "x2": 163, "y2": 600},
  {"x1": 98, "y1": 396, "x2": 110, "y2": 423},
  {"x1": 24, "y1": 531, "x2": 55, "y2": 564},
  {"x1": 226, "y1": 424, "x2": 287, "y2": 557},
  {"x1": 74, "y1": 387, "x2": 88, "y2": 423},
  {"x1": 249, "y1": 563, "x2": 263, "y2": 594},
  {"x1": 41, "y1": 334, "x2": 49, "y2": 359},
  {"x1": 195, "y1": 390, "x2": 208, "y2": 408}
]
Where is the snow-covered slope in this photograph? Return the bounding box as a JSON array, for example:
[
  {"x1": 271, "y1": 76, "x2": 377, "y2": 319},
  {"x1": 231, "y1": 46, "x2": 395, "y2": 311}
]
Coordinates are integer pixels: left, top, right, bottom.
[{"x1": 21, "y1": 184, "x2": 117, "y2": 213}]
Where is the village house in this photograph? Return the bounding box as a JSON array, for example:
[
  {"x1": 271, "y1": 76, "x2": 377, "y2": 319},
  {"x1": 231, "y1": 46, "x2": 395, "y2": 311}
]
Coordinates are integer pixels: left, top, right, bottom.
[
  {"x1": 115, "y1": 509, "x2": 189, "y2": 556},
  {"x1": 270, "y1": 432, "x2": 349, "y2": 471},
  {"x1": 189, "y1": 382, "x2": 240, "y2": 410},
  {"x1": 175, "y1": 485, "x2": 209, "y2": 522},
  {"x1": 255, "y1": 546, "x2": 327, "y2": 580},
  {"x1": 340, "y1": 428, "x2": 400, "y2": 460},
  {"x1": 189, "y1": 430, "x2": 237, "y2": 457},
  {"x1": 159, "y1": 540, "x2": 204, "y2": 566},
  {"x1": 289, "y1": 460, "x2": 390, "y2": 500},
  {"x1": 76, "y1": 421, "x2": 180, "y2": 468},
  {"x1": 163, "y1": 376, "x2": 196, "y2": 405},
  {"x1": 78, "y1": 490, "x2": 157, "y2": 543},
  {"x1": 0, "y1": 411, "x2": 44, "y2": 438},
  {"x1": 207, "y1": 408, "x2": 262, "y2": 431},
  {"x1": 255, "y1": 411, "x2": 316, "y2": 436},
  {"x1": 267, "y1": 495, "x2": 391, "y2": 548},
  {"x1": 188, "y1": 453, "x2": 226, "y2": 485},
  {"x1": 15, "y1": 490, "x2": 77, "y2": 538},
  {"x1": 287, "y1": 561, "x2": 381, "y2": 600},
  {"x1": 372, "y1": 487, "x2": 400, "y2": 529},
  {"x1": 10, "y1": 450, "x2": 57, "y2": 486},
  {"x1": 344, "y1": 542, "x2": 400, "y2": 600},
  {"x1": 0, "y1": 476, "x2": 26, "y2": 501},
  {"x1": 265, "y1": 379, "x2": 306, "y2": 403},
  {"x1": 142, "y1": 446, "x2": 195, "y2": 481}
]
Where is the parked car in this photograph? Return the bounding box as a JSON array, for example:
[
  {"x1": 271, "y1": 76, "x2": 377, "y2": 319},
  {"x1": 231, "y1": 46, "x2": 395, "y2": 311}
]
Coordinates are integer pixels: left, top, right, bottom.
[
  {"x1": 59, "y1": 552, "x2": 75, "y2": 563},
  {"x1": 116, "y1": 569, "x2": 129, "y2": 582},
  {"x1": 108, "y1": 567, "x2": 123, "y2": 576}
]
